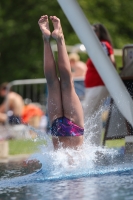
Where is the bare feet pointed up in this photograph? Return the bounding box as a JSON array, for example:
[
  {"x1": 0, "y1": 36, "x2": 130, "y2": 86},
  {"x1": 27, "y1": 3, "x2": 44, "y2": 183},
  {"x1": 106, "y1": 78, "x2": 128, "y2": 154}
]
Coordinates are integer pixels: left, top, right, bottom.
[
  {"x1": 38, "y1": 15, "x2": 51, "y2": 40},
  {"x1": 50, "y1": 16, "x2": 64, "y2": 40}
]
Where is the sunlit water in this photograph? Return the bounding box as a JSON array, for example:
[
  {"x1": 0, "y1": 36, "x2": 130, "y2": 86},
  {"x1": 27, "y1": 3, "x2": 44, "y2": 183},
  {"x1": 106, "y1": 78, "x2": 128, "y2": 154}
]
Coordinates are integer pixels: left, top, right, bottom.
[{"x1": 0, "y1": 107, "x2": 133, "y2": 200}]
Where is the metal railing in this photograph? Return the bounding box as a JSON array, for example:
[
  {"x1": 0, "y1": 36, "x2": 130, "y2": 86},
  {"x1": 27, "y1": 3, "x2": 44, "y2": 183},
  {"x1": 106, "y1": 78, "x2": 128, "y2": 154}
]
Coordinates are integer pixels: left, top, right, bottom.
[
  {"x1": 51, "y1": 43, "x2": 122, "y2": 56},
  {"x1": 6, "y1": 77, "x2": 85, "y2": 113},
  {"x1": 5, "y1": 77, "x2": 132, "y2": 144},
  {"x1": 7, "y1": 79, "x2": 47, "y2": 104}
]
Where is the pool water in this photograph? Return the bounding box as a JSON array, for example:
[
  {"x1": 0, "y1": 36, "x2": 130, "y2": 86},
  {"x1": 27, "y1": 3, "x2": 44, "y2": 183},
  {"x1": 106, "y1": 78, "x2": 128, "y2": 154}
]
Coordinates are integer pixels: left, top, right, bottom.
[
  {"x1": 1, "y1": 171, "x2": 133, "y2": 200},
  {"x1": 0, "y1": 111, "x2": 133, "y2": 200},
  {"x1": 1, "y1": 142, "x2": 133, "y2": 200}
]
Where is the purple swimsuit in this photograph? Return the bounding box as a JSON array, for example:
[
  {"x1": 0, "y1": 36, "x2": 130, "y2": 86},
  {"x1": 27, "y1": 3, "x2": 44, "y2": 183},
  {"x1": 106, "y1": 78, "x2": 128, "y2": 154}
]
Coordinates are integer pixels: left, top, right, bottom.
[{"x1": 51, "y1": 117, "x2": 84, "y2": 137}]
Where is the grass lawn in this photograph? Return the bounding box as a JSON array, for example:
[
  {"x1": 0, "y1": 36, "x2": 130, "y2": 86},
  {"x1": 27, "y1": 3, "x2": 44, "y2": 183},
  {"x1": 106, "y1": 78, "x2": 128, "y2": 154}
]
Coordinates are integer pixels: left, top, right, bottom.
[
  {"x1": 115, "y1": 55, "x2": 123, "y2": 72},
  {"x1": 105, "y1": 139, "x2": 125, "y2": 148},
  {"x1": 8, "y1": 138, "x2": 125, "y2": 156},
  {"x1": 9, "y1": 139, "x2": 46, "y2": 155},
  {"x1": 101, "y1": 130, "x2": 125, "y2": 148}
]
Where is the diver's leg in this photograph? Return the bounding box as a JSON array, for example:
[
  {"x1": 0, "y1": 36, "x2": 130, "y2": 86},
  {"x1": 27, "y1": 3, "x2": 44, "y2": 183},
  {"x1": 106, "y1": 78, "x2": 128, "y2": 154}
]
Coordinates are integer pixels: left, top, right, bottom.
[
  {"x1": 50, "y1": 16, "x2": 84, "y2": 149},
  {"x1": 38, "y1": 15, "x2": 63, "y2": 124},
  {"x1": 50, "y1": 16, "x2": 84, "y2": 128}
]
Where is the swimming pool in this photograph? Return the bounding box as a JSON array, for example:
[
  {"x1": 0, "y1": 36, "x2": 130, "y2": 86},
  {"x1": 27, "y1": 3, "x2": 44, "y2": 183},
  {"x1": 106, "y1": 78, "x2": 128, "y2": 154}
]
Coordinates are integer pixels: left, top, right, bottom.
[
  {"x1": 0, "y1": 109, "x2": 132, "y2": 200},
  {"x1": 0, "y1": 141, "x2": 133, "y2": 200}
]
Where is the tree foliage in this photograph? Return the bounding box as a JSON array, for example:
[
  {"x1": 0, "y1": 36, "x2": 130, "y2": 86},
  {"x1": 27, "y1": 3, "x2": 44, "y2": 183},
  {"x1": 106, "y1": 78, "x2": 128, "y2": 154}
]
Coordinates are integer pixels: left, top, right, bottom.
[{"x1": 0, "y1": 0, "x2": 133, "y2": 83}]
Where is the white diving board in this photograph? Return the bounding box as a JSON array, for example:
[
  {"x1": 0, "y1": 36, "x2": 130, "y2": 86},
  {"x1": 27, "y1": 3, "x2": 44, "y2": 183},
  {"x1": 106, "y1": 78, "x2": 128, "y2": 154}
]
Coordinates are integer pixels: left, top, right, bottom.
[{"x1": 57, "y1": 0, "x2": 133, "y2": 127}]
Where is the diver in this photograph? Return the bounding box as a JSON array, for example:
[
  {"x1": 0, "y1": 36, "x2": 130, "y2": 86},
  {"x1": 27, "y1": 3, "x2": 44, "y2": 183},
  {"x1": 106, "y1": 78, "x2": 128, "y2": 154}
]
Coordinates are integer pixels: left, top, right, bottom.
[{"x1": 38, "y1": 15, "x2": 84, "y2": 149}]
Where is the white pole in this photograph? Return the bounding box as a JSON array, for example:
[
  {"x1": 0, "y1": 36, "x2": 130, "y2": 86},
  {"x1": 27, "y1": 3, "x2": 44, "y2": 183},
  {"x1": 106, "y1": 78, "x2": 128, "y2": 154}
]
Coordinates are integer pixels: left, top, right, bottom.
[{"x1": 57, "y1": 0, "x2": 133, "y2": 126}]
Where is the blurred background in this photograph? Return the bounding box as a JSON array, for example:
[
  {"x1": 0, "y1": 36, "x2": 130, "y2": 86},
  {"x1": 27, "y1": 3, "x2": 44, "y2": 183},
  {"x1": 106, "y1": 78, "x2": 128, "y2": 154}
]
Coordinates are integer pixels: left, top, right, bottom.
[{"x1": 0, "y1": 0, "x2": 133, "y2": 83}]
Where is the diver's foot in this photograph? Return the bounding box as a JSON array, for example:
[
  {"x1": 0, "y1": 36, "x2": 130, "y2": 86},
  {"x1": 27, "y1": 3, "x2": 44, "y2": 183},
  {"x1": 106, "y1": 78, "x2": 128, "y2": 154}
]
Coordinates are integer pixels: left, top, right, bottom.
[
  {"x1": 38, "y1": 15, "x2": 51, "y2": 40},
  {"x1": 50, "y1": 16, "x2": 64, "y2": 40}
]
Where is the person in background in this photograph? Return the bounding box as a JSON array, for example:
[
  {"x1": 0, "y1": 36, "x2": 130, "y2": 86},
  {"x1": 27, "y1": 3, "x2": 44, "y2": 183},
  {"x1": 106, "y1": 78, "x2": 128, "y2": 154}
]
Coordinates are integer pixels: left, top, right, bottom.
[
  {"x1": 0, "y1": 83, "x2": 47, "y2": 132},
  {"x1": 69, "y1": 53, "x2": 87, "y2": 101},
  {"x1": 0, "y1": 82, "x2": 24, "y2": 125},
  {"x1": 83, "y1": 23, "x2": 116, "y2": 145},
  {"x1": 38, "y1": 15, "x2": 84, "y2": 149},
  {"x1": 69, "y1": 53, "x2": 87, "y2": 78}
]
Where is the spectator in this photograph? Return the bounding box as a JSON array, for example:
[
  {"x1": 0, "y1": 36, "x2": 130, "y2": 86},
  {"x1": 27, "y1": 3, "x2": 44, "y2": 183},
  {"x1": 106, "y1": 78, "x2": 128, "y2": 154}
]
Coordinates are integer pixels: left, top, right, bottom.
[
  {"x1": 22, "y1": 102, "x2": 46, "y2": 138},
  {"x1": 0, "y1": 83, "x2": 47, "y2": 132},
  {"x1": 0, "y1": 82, "x2": 24, "y2": 125},
  {"x1": 22, "y1": 102, "x2": 44, "y2": 128},
  {"x1": 69, "y1": 53, "x2": 87, "y2": 101},
  {"x1": 69, "y1": 53, "x2": 87, "y2": 78},
  {"x1": 83, "y1": 23, "x2": 116, "y2": 145}
]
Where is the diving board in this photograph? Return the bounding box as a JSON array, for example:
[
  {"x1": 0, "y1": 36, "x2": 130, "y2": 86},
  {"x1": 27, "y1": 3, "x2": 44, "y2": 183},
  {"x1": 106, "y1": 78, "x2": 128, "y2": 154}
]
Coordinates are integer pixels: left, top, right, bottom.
[{"x1": 57, "y1": 0, "x2": 133, "y2": 127}]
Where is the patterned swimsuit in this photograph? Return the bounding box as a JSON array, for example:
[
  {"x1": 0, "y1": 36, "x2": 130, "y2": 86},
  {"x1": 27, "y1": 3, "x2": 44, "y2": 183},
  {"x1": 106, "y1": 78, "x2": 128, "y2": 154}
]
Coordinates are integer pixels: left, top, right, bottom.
[{"x1": 51, "y1": 117, "x2": 84, "y2": 137}]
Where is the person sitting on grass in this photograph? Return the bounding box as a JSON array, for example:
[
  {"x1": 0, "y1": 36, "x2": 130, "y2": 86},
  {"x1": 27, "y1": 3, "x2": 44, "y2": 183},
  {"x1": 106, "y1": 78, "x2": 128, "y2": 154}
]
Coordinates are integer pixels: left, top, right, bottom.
[
  {"x1": 0, "y1": 82, "x2": 24, "y2": 125},
  {"x1": 38, "y1": 15, "x2": 84, "y2": 150}
]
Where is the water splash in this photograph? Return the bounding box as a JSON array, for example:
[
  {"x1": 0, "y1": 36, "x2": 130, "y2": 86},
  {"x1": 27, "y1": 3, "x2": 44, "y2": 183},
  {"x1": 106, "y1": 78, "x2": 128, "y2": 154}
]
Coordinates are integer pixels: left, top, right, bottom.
[
  {"x1": 1, "y1": 105, "x2": 133, "y2": 188},
  {"x1": 0, "y1": 143, "x2": 133, "y2": 189}
]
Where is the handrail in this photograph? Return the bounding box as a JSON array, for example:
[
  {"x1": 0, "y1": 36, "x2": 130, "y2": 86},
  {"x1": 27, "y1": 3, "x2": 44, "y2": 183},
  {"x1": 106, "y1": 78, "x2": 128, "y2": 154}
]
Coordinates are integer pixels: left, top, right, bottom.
[
  {"x1": 7, "y1": 77, "x2": 84, "y2": 90},
  {"x1": 51, "y1": 43, "x2": 122, "y2": 56},
  {"x1": 5, "y1": 77, "x2": 85, "y2": 123}
]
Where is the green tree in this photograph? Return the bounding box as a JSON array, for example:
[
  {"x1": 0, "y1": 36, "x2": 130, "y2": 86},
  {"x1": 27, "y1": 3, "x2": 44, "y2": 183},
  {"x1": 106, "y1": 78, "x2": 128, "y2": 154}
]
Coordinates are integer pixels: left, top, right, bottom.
[
  {"x1": 0, "y1": 0, "x2": 74, "y2": 83},
  {"x1": 78, "y1": 0, "x2": 133, "y2": 47},
  {"x1": 0, "y1": 0, "x2": 133, "y2": 83}
]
